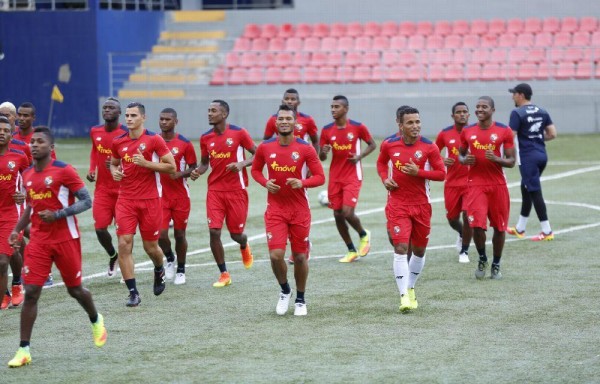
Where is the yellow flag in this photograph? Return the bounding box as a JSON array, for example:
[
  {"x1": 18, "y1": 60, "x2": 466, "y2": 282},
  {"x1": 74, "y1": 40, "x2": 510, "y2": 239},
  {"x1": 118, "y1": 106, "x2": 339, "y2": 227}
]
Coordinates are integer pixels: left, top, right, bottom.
[{"x1": 51, "y1": 85, "x2": 64, "y2": 103}]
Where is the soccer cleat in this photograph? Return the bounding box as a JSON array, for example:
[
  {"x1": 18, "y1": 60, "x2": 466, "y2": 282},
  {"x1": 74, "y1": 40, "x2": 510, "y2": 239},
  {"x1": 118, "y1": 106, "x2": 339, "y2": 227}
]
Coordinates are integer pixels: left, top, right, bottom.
[
  {"x1": 44, "y1": 274, "x2": 53, "y2": 287},
  {"x1": 174, "y1": 273, "x2": 186, "y2": 285},
  {"x1": 490, "y1": 264, "x2": 502, "y2": 280},
  {"x1": 456, "y1": 235, "x2": 463, "y2": 252},
  {"x1": 294, "y1": 302, "x2": 307, "y2": 316},
  {"x1": 531, "y1": 231, "x2": 554, "y2": 242},
  {"x1": 212, "y1": 272, "x2": 231, "y2": 288},
  {"x1": 358, "y1": 229, "x2": 371, "y2": 257},
  {"x1": 276, "y1": 292, "x2": 292, "y2": 315},
  {"x1": 339, "y1": 251, "x2": 359, "y2": 263},
  {"x1": 91, "y1": 313, "x2": 107, "y2": 347},
  {"x1": 11, "y1": 284, "x2": 24, "y2": 307},
  {"x1": 241, "y1": 244, "x2": 254, "y2": 269},
  {"x1": 475, "y1": 260, "x2": 488, "y2": 280},
  {"x1": 8, "y1": 347, "x2": 31, "y2": 368},
  {"x1": 153, "y1": 267, "x2": 166, "y2": 296},
  {"x1": 126, "y1": 293, "x2": 141, "y2": 307},
  {"x1": 1, "y1": 292, "x2": 11, "y2": 310},
  {"x1": 506, "y1": 226, "x2": 525, "y2": 239},
  {"x1": 408, "y1": 288, "x2": 418, "y2": 309},
  {"x1": 165, "y1": 261, "x2": 175, "y2": 281},
  {"x1": 458, "y1": 252, "x2": 470, "y2": 264},
  {"x1": 399, "y1": 294, "x2": 412, "y2": 313},
  {"x1": 107, "y1": 255, "x2": 118, "y2": 277}
]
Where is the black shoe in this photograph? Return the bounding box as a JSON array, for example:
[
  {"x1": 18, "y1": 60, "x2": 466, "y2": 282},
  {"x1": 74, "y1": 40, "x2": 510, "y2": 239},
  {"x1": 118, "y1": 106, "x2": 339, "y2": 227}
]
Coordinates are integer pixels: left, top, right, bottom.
[
  {"x1": 153, "y1": 267, "x2": 166, "y2": 296},
  {"x1": 107, "y1": 255, "x2": 118, "y2": 277},
  {"x1": 126, "y1": 293, "x2": 141, "y2": 307}
]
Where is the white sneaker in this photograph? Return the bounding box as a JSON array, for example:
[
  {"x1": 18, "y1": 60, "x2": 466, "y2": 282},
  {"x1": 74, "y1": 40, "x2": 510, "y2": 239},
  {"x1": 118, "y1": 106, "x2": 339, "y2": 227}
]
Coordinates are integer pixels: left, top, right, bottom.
[
  {"x1": 459, "y1": 252, "x2": 470, "y2": 263},
  {"x1": 165, "y1": 262, "x2": 175, "y2": 281},
  {"x1": 276, "y1": 292, "x2": 292, "y2": 315},
  {"x1": 294, "y1": 302, "x2": 307, "y2": 316},
  {"x1": 456, "y1": 235, "x2": 463, "y2": 252},
  {"x1": 174, "y1": 273, "x2": 186, "y2": 285}
]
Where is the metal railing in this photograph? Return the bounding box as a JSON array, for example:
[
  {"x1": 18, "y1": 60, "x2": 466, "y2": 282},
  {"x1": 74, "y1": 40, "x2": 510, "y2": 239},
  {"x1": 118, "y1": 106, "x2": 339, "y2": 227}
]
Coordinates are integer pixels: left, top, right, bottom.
[
  {"x1": 0, "y1": 0, "x2": 87, "y2": 10},
  {"x1": 99, "y1": 0, "x2": 178, "y2": 11}
]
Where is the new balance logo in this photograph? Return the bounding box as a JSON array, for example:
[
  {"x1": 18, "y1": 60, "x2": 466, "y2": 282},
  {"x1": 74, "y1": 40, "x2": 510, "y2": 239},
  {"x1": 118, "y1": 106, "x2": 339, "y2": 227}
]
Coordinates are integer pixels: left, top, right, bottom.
[{"x1": 395, "y1": 275, "x2": 404, "y2": 280}]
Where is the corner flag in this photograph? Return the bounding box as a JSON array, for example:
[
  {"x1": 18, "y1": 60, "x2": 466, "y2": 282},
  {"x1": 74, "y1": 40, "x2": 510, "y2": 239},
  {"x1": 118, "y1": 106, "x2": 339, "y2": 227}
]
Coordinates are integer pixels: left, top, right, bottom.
[{"x1": 51, "y1": 85, "x2": 64, "y2": 103}]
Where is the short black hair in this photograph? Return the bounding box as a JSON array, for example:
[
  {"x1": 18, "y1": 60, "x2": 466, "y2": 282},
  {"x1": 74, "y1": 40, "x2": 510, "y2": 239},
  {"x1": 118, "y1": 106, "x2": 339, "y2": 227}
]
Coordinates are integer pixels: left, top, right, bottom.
[
  {"x1": 278, "y1": 104, "x2": 296, "y2": 118},
  {"x1": 478, "y1": 96, "x2": 495, "y2": 109},
  {"x1": 0, "y1": 116, "x2": 10, "y2": 125},
  {"x1": 105, "y1": 97, "x2": 121, "y2": 111},
  {"x1": 212, "y1": 99, "x2": 230, "y2": 114},
  {"x1": 19, "y1": 102, "x2": 36, "y2": 115},
  {"x1": 398, "y1": 107, "x2": 420, "y2": 124},
  {"x1": 395, "y1": 105, "x2": 411, "y2": 119},
  {"x1": 33, "y1": 125, "x2": 54, "y2": 144},
  {"x1": 126, "y1": 102, "x2": 145, "y2": 115},
  {"x1": 161, "y1": 107, "x2": 177, "y2": 118},
  {"x1": 452, "y1": 102, "x2": 469, "y2": 114},
  {"x1": 333, "y1": 95, "x2": 349, "y2": 106},
  {"x1": 284, "y1": 88, "x2": 299, "y2": 98}
]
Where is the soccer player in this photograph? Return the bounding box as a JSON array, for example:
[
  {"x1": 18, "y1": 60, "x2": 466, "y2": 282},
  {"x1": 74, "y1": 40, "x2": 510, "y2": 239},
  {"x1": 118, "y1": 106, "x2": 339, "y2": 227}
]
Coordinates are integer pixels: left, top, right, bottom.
[
  {"x1": 507, "y1": 83, "x2": 557, "y2": 241},
  {"x1": 319, "y1": 95, "x2": 376, "y2": 263},
  {"x1": 377, "y1": 106, "x2": 445, "y2": 312},
  {"x1": 15, "y1": 102, "x2": 35, "y2": 143},
  {"x1": 7, "y1": 127, "x2": 107, "y2": 368},
  {"x1": 251, "y1": 104, "x2": 325, "y2": 316},
  {"x1": 0, "y1": 101, "x2": 18, "y2": 131},
  {"x1": 459, "y1": 96, "x2": 515, "y2": 280},
  {"x1": 158, "y1": 108, "x2": 197, "y2": 285},
  {"x1": 190, "y1": 100, "x2": 255, "y2": 287},
  {"x1": 0, "y1": 116, "x2": 28, "y2": 310},
  {"x1": 435, "y1": 102, "x2": 473, "y2": 263},
  {"x1": 86, "y1": 97, "x2": 128, "y2": 277},
  {"x1": 110, "y1": 102, "x2": 176, "y2": 307}
]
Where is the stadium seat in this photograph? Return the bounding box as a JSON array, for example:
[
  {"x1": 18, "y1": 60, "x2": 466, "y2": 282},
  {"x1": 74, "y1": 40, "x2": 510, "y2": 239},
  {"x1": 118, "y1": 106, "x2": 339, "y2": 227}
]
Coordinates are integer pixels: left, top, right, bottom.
[
  {"x1": 542, "y1": 17, "x2": 560, "y2": 33},
  {"x1": 245, "y1": 67, "x2": 264, "y2": 85},
  {"x1": 465, "y1": 63, "x2": 482, "y2": 81},
  {"x1": 426, "y1": 35, "x2": 444, "y2": 49},
  {"x1": 434, "y1": 20, "x2": 452, "y2": 36},
  {"x1": 398, "y1": 51, "x2": 418, "y2": 66},
  {"x1": 592, "y1": 31, "x2": 600, "y2": 46},
  {"x1": 453, "y1": 49, "x2": 467, "y2": 63},
  {"x1": 534, "y1": 32, "x2": 553, "y2": 47},
  {"x1": 364, "y1": 21, "x2": 381, "y2": 37},
  {"x1": 584, "y1": 47, "x2": 600, "y2": 63},
  {"x1": 497, "y1": 34, "x2": 517, "y2": 48},
  {"x1": 312, "y1": 23, "x2": 330, "y2": 38},
  {"x1": 321, "y1": 37, "x2": 338, "y2": 51},
  {"x1": 372, "y1": 36, "x2": 390, "y2": 50},
  {"x1": 250, "y1": 38, "x2": 269, "y2": 51},
  {"x1": 416, "y1": 21, "x2": 433, "y2": 36},
  {"x1": 233, "y1": 38, "x2": 251, "y2": 52},
  {"x1": 489, "y1": 48, "x2": 508, "y2": 64},
  {"x1": 274, "y1": 52, "x2": 293, "y2": 67},
  {"x1": 553, "y1": 32, "x2": 572, "y2": 47},
  {"x1": 508, "y1": 48, "x2": 529, "y2": 64},
  {"x1": 390, "y1": 36, "x2": 407, "y2": 50},
  {"x1": 293, "y1": 52, "x2": 311, "y2": 67},
  {"x1": 555, "y1": 62, "x2": 575, "y2": 79},
  {"x1": 479, "y1": 34, "x2": 498, "y2": 48},
  {"x1": 268, "y1": 37, "x2": 286, "y2": 51},
  {"x1": 427, "y1": 49, "x2": 453, "y2": 64},
  {"x1": 355, "y1": 36, "x2": 372, "y2": 51},
  {"x1": 470, "y1": 19, "x2": 488, "y2": 35},
  {"x1": 525, "y1": 48, "x2": 547, "y2": 63},
  {"x1": 516, "y1": 63, "x2": 537, "y2": 80},
  {"x1": 334, "y1": 67, "x2": 351, "y2": 84},
  {"x1": 285, "y1": 37, "x2": 303, "y2": 52},
  {"x1": 346, "y1": 22, "x2": 363, "y2": 37},
  {"x1": 328, "y1": 51, "x2": 344, "y2": 67},
  {"x1": 505, "y1": 64, "x2": 518, "y2": 80},
  {"x1": 470, "y1": 48, "x2": 490, "y2": 64},
  {"x1": 515, "y1": 33, "x2": 534, "y2": 47},
  {"x1": 406, "y1": 65, "x2": 425, "y2": 82},
  {"x1": 385, "y1": 65, "x2": 407, "y2": 82},
  {"x1": 363, "y1": 51, "x2": 380, "y2": 67},
  {"x1": 311, "y1": 52, "x2": 328, "y2": 67},
  {"x1": 345, "y1": 51, "x2": 362, "y2": 67},
  {"x1": 572, "y1": 32, "x2": 591, "y2": 47},
  {"x1": 303, "y1": 37, "x2": 321, "y2": 52},
  {"x1": 336, "y1": 37, "x2": 354, "y2": 51},
  {"x1": 452, "y1": 20, "x2": 470, "y2": 36},
  {"x1": 524, "y1": 17, "x2": 542, "y2": 34},
  {"x1": 564, "y1": 47, "x2": 584, "y2": 63},
  {"x1": 279, "y1": 23, "x2": 294, "y2": 38},
  {"x1": 427, "y1": 64, "x2": 445, "y2": 82},
  {"x1": 281, "y1": 67, "x2": 301, "y2": 84},
  {"x1": 408, "y1": 35, "x2": 426, "y2": 49},
  {"x1": 560, "y1": 17, "x2": 579, "y2": 33},
  {"x1": 444, "y1": 34, "x2": 462, "y2": 49},
  {"x1": 480, "y1": 63, "x2": 504, "y2": 81},
  {"x1": 382, "y1": 51, "x2": 399, "y2": 67},
  {"x1": 381, "y1": 21, "x2": 398, "y2": 37},
  {"x1": 330, "y1": 22, "x2": 347, "y2": 38},
  {"x1": 265, "y1": 67, "x2": 283, "y2": 84},
  {"x1": 579, "y1": 17, "x2": 598, "y2": 33},
  {"x1": 535, "y1": 62, "x2": 551, "y2": 79},
  {"x1": 295, "y1": 23, "x2": 312, "y2": 38},
  {"x1": 225, "y1": 52, "x2": 240, "y2": 68},
  {"x1": 488, "y1": 18, "x2": 506, "y2": 35},
  {"x1": 242, "y1": 24, "x2": 261, "y2": 39},
  {"x1": 240, "y1": 52, "x2": 259, "y2": 68},
  {"x1": 315, "y1": 66, "x2": 336, "y2": 83},
  {"x1": 258, "y1": 52, "x2": 275, "y2": 67},
  {"x1": 462, "y1": 35, "x2": 480, "y2": 48},
  {"x1": 574, "y1": 62, "x2": 593, "y2": 79},
  {"x1": 370, "y1": 66, "x2": 384, "y2": 82},
  {"x1": 260, "y1": 24, "x2": 278, "y2": 39},
  {"x1": 444, "y1": 63, "x2": 463, "y2": 81},
  {"x1": 398, "y1": 21, "x2": 416, "y2": 37},
  {"x1": 352, "y1": 66, "x2": 371, "y2": 83},
  {"x1": 303, "y1": 66, "x2": 320, "y2": 83},
  {"x1": 209, "y1": 67, "x2": 226, "y2": 86},
  {"x1": 228, "y1": 68, "x2": 246, "y2": 85},
  {"x1": 506, "y1": 18, "x2": 524, "y2": 34}
]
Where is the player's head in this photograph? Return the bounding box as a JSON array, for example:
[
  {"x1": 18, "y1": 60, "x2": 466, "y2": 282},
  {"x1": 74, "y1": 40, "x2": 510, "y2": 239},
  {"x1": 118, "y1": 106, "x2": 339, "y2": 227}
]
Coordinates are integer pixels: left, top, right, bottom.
[
  {"x1": 208, "y1": 100, "x2": 229, "y2": 126},
  {"x1": 276, "y1": 104, "x2": 296, "y2": 137},
  {"x1": 0, "y1": 101, "x2": 17, "y2": 129},
  {"x1": 396, "y1": 106, "x2": 421, "y2": 140},
  {"x1": 451, "y1": 102, "x2": 470, "y2": 126},
  {"x1": 17, "y1": 101, "x2": 36, "y2": 130},
  {"x1": 475, "y1": 96, "x2": 495, "y2": 123},
  {"x1": 282, "y1": 88, "x2": 300, "y2": 111},
  {"x1": 159, "y1": 107, "x2": 178, "y2": 133},
  {"x1": 331, "y1": 95, "x2": 349, "y2": 120},
  {"x1": 395, "y1": 105, "x2": 411, "y2": 120},
  {"x1": 509, "y1": 83, "x2": 533, "y2": 107},
  {"x1": 125, "y1": 102, "x2": 146, "y2": 130},
  {"x1": 102, "y1": 97, "x2": 121, "y2": 123},
  {"x1": 0, "y1": 116, "x2": 12, "y2": 146},
  {"x1": 31, "y1": 126, "x2": 54, "y2": 160}
]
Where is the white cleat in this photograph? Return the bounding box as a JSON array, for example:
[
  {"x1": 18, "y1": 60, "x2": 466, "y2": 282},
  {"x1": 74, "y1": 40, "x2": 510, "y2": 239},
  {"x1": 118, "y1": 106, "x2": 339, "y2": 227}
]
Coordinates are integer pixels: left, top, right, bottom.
[
  {"x1": 276, "y1": 292, "x2": 292, "y2": 315},
  {"x1": 458, "y1": 252, "x2": 470, "y2": 263},
  {"x1": 173, "y1": 273, "x2": 186, "y2": 285},
  {"x1": 294, "y1": 302, "x2": 307, "y2": 316},
  {"x1": 165, "y1": 262, "x2": 175, "y2": 281},
  {"x1": 456, "y1": 235, "x2": 463, "y2": 252}
]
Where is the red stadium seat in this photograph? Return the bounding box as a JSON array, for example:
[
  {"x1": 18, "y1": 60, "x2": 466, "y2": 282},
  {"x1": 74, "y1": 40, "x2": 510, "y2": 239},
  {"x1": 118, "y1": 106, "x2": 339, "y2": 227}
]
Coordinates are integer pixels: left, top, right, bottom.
[
  {"x1": 560, "y1": 17, "x2": 579, "y2": 33},
  {"x1": 363, "y1": 51, "x2": 380, "y2": 67},
  {"x1": 553, "y1": 32, "x2": 572, "y2": 47},
  {"x1": 480, "y1": 63, "x2": 504, "y2": 81},
  {"x1": 242, "y1": 24, "x2": 261, "y2": 39},
  {"x1": 515, "y1": 33, "x2": 534, "y2": 48},
  {"x1": 542, "y1": 17, "x2": 560, "y2": 33},
  {"x1": 452, "y1": 20, "x2": 470, "y2": 36},
  {"x1": 364, "y1": 21, "x2": 381, "y2": 37},
  {"x1": 274, "y1": 52, "x2": 293, "y2": 67},
  {"x1": 488, "y1": 18, "x2": 506, "y2": 35},
  {"x1": 516, "y1": 63, "x2": 537, "y2": 80},
  {"x1": 525, "y1": 48, "x2": 546, "y2": 63},
  {"x1": 260, "y1": 24, "x2": 278, "y2": 39},
  {"x1": 523, "y1": 17, "x2": 542, "y2": 34},
  {"x1": 284, "y1": 37, "x2": 303, "y2": 52},
  {"x1": 346, "y1": 22, "x2": 363, "y2": 37},
  {"x1": 382, "y1": 51, "x2": 399, "y2": 67},
  {"x1": 352, "y1": 66, "x2": 371, "y2": 83},
  {"x1": 506, "y1": 18, "x2": 524, "y2": 34},
  {"x1": 372, "y1": 36, "x2": 390, "y2": 50},
  {"x1": 408, "y1": 35, "x2": 425, "y2": 49},
  {"x1": 321, "y1": 37, "x2": 337, "y2": 51},
  {"x1": 444, "y1": 64, "x2": 463, "y2": 81},
  {"x1": 434, "y1": 20, "x2": 452, "y2": 36},
  {"x1": 574, "y1": 63, "x2": 593, "y2": 79},
  {"x1": 508, "y1": 48, "x2": 529, "y2": 64},
  {"x1": 303, "y1": 66, "x2": 320, "y2": 83},
  {"x1": 470, "y1": 19, "x2": 488, "y2": 35},
  {"x1": 453, "y1": 49, "x2": 468, "y2": 64},
  {"x1": 465, "y1": 63, "x2": 481, "y2": 81},
  {"x1": 479, "y1": 34, "x2": 498, "y2": 48},
  {"x1": 534, "y1": 32, "x2": 553, "y2": 47},
  {"x1": 583, "y1": 47, "x2": 600, "y2": 63},
  {"x1": 535, "y1": 62, "x2": 551, "y2": 79},
  {"x1": 245, "y1": 67, "x2": 264, "y2": 85},
  {"x1": 310, "y1": 52, "x2": 328, "y2": 67},
  {"x1": 312, "y1": 23, "x2": 330, "y2": 38},
  {"x1": 427, "y1": 64, "x2": 445, "y2": 82},
  {"x1": 345, "y1": 51, "x2": 362, "y2": 67},
  {"x1": 257, "y1": 52, "x2": 275, "y2": 67},
  {"x1": 336, "y1": 37, "x2": 354, "y2": 51},
  {"x1": 293, "y1": 52, "x2": 311, "y2": 67},
  {"x1": 444, "y1": 34, "x2": 462, "y2": 49},
  {"x1": 398, "y1": 51, "x2": 418, "y2": 66},
  {"x1": 330, "y1": 22, "x2": 347, "y2": 37},
  {"x1": 240, "y1": 52, "x2": 259, "y2": 67},
  {"x1": 426, "y1": 49, "x2": 453, "y2": 64},
  {"x1": 389, "y1": 36, "x2": 407, "y2": 50},
  {"x1": 505, "y1": 64, "x2": 518, "y2": 80},
  {"x1": 398, "y1": 21, "x2": 416, "y2": 37},
  {"x1": 462, "y1": 35, "x2": 480, "y2": 48},
  {"x1": 555, "y1": 62, "x2": 575, "y2": 79},
  {"x1": 497, "y1": 34, "x2": 516, "y2": 48},
  {"x1": 250, "y1": 38, "x2": 269, "y2": 51},
  {"x1": 381, "y1": 21, "x2": 398, "y2": 37},
  {"x1": 268, "y1": 37, "x2": 285, "y2": 51},
  {"x1": 209, "y1": 67, "x2": 226, "y2": 86},
  {"x1": 233, "y1": 38, "x2": 251, "y2": 52},
  {"x1": 470, "y1": 48, "x2": 489, "y2": 65},
  {"x1": 265, "y1": 67, "x2": 283, "y2": 84},
  {"x1": 579, "y1": 17, "x2": 598, "y2": 33},
  {"x1": 225, "y1": 52, "x2": 240, "y2": 68},
  {"x1": 303, "y1": 37, "x2": 321, "y2": 52},
  {"x1": 489, "y1": 48, "x2": 508, "y2": 64},
  {"x1": 592, "y1": 31, "x2": 600, "y2": 46},
  {"x1": 416, "y1": 21, "x2": 433, "y2": 36},
  {"x1": 354, "y1": 36, "x2": 372, "y2": 51},
  {"x1": 565, "y1": 47, "x2": 585, "y2": 63},
  {"x1": 228, "y1": 68, "x2": 246, "y2": 85},
  {"x1": 572, "y1": 32, "x2": 591, "y2": 47},
  {"x1": 426, "y1": 35, "x2": 444, "y2": 49},
  {"x1": 316, "y1": 66, "x2": 336, "y2": 83},
  {"x1": 295, "y1": 23, "x2": 312, "y2": 38},
  {"x1": 281, "y1": 67, "x2": 301, "y2": 84},
  {"x1": 370, "y1": 66, "x2": 384, "y2": 83},
  {"x1": 385, "y1": 65, "x2": 407, "y2": 82},
  {"x1": 328, "y1": 51, "x2": 343, "y2": 67},
  {"x1": 279, "y1": 23, "x2": 294, "y2": 38},
  {"x1": 406, "y1": 65, "x2": 425, "y2": 82}
]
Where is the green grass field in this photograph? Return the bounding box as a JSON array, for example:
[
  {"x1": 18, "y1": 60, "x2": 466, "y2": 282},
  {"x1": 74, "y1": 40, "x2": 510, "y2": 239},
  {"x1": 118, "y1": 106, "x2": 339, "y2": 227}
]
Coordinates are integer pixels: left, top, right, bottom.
[{"x1": 2, "y1": 134, "x2": 600, "y2": 383}]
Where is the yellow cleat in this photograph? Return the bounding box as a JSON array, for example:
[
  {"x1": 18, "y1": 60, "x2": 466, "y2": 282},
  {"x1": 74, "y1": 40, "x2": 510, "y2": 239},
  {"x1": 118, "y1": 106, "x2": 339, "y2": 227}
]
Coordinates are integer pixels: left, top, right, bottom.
[
  {"x1": 358, "y1": 229, "x2": 371, "y2": 257},
  {"x1": 506, "y1": 226, "x2": 525, "y2": 239},
  {"x1": 399, "y1": 294, "x2": 412, "y2": 313},
  {"x1": 240, "y1": 244, "x2": 254, "y2": 269},
  {"x1": 8, "y1": 347, "x2": 31, "y2": 368},
  {"x1": 339, "y1": 251, "x2": 359, "y2": 263},
  {"x1": 531, "y1": 231, "x2": 554, "y2": 242},
  {"x1": 212, "y1": 272, "x2": 231, "y2": 287},
  {"x1": 408, "y1": 288, "x2": 418, "y2": 309},
  {"x1": 92, "y1": 313, "x2": 107, "y2": 347}
]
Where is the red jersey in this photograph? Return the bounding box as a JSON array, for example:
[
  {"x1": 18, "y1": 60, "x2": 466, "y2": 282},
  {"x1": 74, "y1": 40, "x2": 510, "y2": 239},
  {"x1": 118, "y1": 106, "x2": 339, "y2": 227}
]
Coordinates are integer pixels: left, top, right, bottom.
[
  {"x1": 160, "y1": 133, "x2": 197, "y2": 200},
  {"x1": 377, "y1": 135, "x2": 445, "y2": 205},
  {"x1": 89, "y1": 123, "x2": 128, "y2": 193},
  {"x1": 13, "y1": 128, "x2": 33, "y2": 144},
  {"x1": 435, "y1": 125, "x2": 469, "y2": 187},
  {"x1": 9, "y1": 138, "x2": 32, "y2": 164},
  {"x1": 251, "y1": 137, "x2": 325, "y2": 211},
  {"x1": 200, "y1": 124, "x2": 255, "y2": 192},
  {"x1": 460, "y1": 122, "x2": 514, "y2": 186},
  {"x1": 0, "y1": 148, "x2": 29, "y2": 222},
  {"x1": 111, "y1": 129, "x2": 171, "y2": 200},
  {"x1": 320, "y1": 119, "x2": 373, "y2": 183},
  {"x1": 264, "y1": 111, "x2": 318, "y2": 141},
  {"x1": 23, "y1": 160, "x2": 85, "y2": 243}
]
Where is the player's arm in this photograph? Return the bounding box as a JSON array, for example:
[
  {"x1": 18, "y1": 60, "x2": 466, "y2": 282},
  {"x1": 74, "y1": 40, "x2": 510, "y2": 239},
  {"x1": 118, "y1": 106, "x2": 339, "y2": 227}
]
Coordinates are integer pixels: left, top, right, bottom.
[
  {"x1": 297, "y1": 147, "x2": 325, "y2": 188},
  {"x1": 435, "y1": 133, "x2": 453, "y2": 166},
  {"x1": 226, "y1": 138, "x2": 257, "y2": 172},
  {"x1": 110, "y1": 156, "x2": 124, "y2": 181},
  {"x1": 250, "y1": 145, "x2": 279, "y2": 193},
  {"x1": 9, "y1": 205, "x2": 32, "y2": 247},
  {"x1": 376, "y1": 142, "x2": 398, "y2": 190},
  {"x1": 133, "y1": 149, "x2": 176, "y2": 174},
  {"x1": 544, "y1": 124, "x2": 557, "y2": 141},
  {"x1": 486, "y1": 147, "x2": 516, "y2": 168},
  {"x1": 38, "y1": 187, "x2": 92, "y2": 223},
  {"x1": 87, "y1": 133, "x2": 97, "y2": 182},
  {"x1": 405, "y1": 148, "x2": 446, "y2": 181},
  {"x1": 319, "y1": 133, "x2": 331, "y2": 161},
  {"x1": 458, "y1": 132, "x2": 476, "y2": 165},
  {"x1": 353, "y1": 137, "x2": 377, "y2": 163},
  {"x1": 190, "y1": 156, "x2": 209, "y2": 180},
  {"x1": 263, "y1": 118, "x2": 276, "y2": 140}
]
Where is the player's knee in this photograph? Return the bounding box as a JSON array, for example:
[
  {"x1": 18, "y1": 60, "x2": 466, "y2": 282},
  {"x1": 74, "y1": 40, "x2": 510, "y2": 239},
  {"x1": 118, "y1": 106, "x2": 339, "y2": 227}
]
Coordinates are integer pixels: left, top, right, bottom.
[
  {"x1": 174, "y1": 230, "x2": 186, "y2": 241},
  {"x1": 209, "y1": 228, "x2": 221, "y2": 238},
  {"x1": 0, "y1": 257, "x2": 8, "y2": 273}
]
